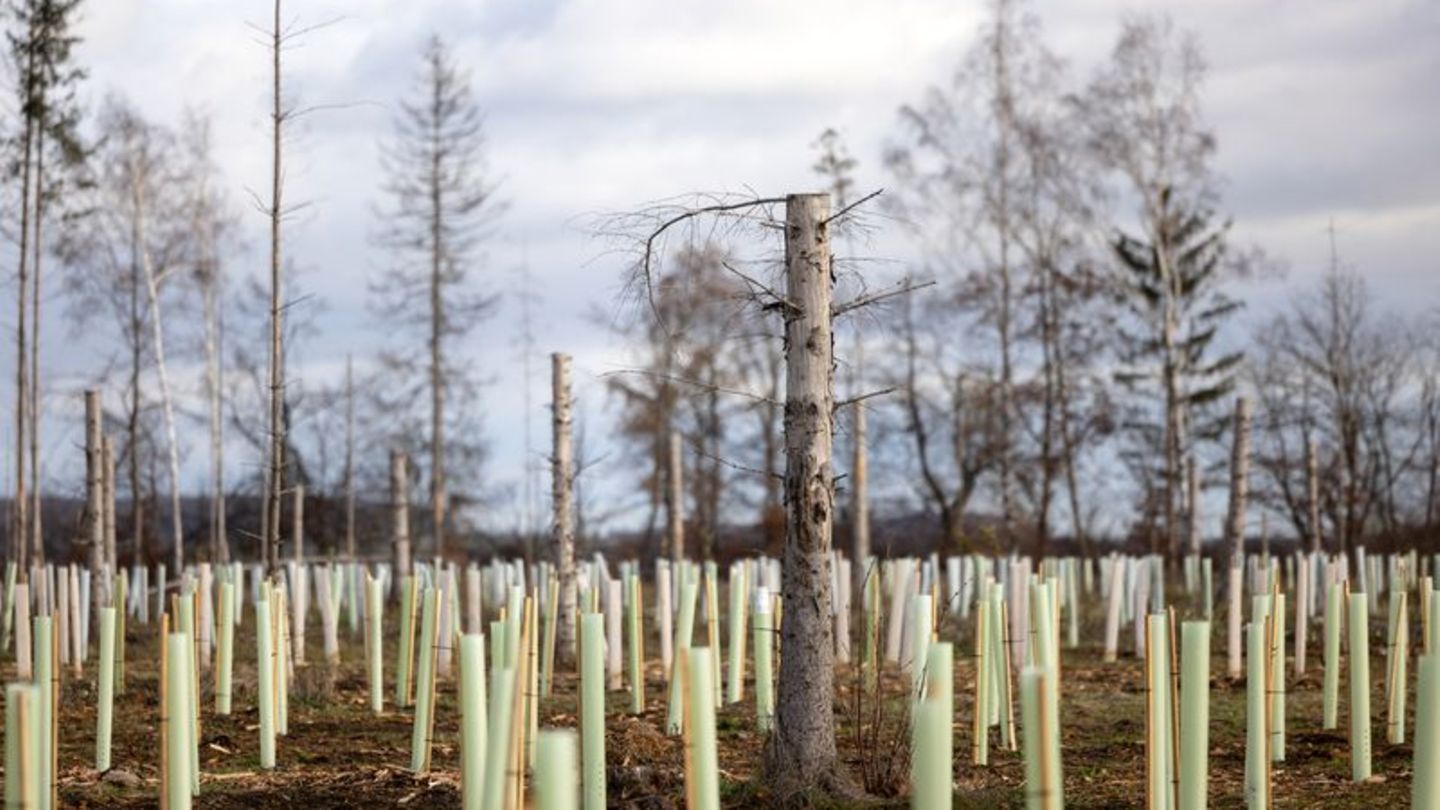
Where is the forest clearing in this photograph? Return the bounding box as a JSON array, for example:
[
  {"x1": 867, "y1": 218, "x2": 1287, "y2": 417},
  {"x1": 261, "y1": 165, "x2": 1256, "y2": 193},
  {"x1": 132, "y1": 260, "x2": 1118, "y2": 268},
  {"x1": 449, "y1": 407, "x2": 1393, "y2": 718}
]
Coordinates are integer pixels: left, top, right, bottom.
[{"x1": 0, "y1": 0, "x2": 1436, "y2": 807}]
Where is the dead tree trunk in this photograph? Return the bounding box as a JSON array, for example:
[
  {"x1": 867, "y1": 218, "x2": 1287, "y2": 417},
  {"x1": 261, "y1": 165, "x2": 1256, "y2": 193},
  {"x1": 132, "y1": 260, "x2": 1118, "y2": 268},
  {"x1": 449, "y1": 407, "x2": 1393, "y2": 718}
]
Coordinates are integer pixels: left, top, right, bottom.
[
  {"x1": 765, "y1": 192, "x2": 841, "y2": 792},
  {"x1": 85, "y1": 391, "x2": 106, "y2": 609},
  {"x1": 1224, "y1": 397, "x2": 1251, "y2": 566},
  {"x1": 667, "y1": 429, "x2": 684, "y2": 560},
  {"x1": 1186, "y1": 454, "x2": 1200, "y2": 557},
  {"x1": 344, "y1": 355, "x2": 356, "y2": 560},
  {"x1": 292, "y1": 484, "x2": 305, "y2": 563},
  {"x1": 1305, "y1": 438, "x2": 1322, "y2": 555},
  {"x1": 552, "y1": 352, "x2": 577, "y2": 667},
  {"x1": 391, "y1": 450, "x2": 411, "y2": 582},
  {"x1": 102, "y1": 435, "x2": 117, "y2": 574},
  {"x1": 263, "y1": 0, "x2": 287, "y2": 579},
  {"x1": 850, "y1": 341, "x2": 869, "y2": 603}
]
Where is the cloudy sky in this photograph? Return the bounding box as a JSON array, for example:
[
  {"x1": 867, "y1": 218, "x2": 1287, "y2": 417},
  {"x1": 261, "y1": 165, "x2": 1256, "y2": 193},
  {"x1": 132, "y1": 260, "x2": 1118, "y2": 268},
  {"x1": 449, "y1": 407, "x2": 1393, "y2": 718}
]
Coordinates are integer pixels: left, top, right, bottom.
[{"x1": 18, "y1": 0, "x2": 1440, "y2": 533}]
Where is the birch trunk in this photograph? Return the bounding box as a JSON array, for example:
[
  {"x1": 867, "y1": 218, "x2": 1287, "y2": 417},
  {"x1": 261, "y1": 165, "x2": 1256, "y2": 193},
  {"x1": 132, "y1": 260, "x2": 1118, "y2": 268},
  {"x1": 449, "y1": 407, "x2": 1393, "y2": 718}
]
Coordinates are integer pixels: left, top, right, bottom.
[
  {"x1": 765, "y1": 192, "x2": 841, "y2": 791},
  {"x1": 202, "y1": 256, "x2": 228, "y2": 564},
  {"x1": 1186, "y1": 455, "x2": 1201, "y2": 557},
  {"x1": 11, "y1": 90, "x2": 31, "y2": 569},
  {"x1": 391, "y1": 450, "x2": 411, "y2": 582},
  {"x1": 552, "y1": 353, "x2": 577, "y2": 667},
  {"x1": 132, "y1": 157, "x2": 186, "y2": 575}
]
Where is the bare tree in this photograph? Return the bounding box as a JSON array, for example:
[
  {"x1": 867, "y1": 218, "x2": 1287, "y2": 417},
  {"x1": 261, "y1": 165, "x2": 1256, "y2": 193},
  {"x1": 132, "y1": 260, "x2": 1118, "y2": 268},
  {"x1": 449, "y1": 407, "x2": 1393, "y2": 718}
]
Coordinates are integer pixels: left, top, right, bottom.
[{"x1": 372, "y1": 35, "x2": 503, "y2": 561}]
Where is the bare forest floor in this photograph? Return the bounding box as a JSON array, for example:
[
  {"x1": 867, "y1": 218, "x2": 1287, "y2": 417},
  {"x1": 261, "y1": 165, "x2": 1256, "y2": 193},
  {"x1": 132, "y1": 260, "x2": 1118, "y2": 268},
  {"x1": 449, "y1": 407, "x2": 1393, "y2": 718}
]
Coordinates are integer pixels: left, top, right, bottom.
[{"x1": 6, "y1": 589, "x2": 1418, "y2": 808}]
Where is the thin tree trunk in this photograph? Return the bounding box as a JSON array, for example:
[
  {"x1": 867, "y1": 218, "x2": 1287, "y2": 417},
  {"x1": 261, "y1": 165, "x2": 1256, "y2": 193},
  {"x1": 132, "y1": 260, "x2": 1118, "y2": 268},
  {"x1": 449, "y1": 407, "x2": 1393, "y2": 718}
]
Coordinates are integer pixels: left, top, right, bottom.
[
  {"x1": 102, "y1": 435, "x2": 116, "y2": 573},
  {"x1": 128, "y1": 225, "x2": 145, "y2": 565},
  {"x1": 1186, "y1": 455, "x2": 1201, "y2": 557},
  {"x1": 29, "y1": 124, "x2": 45, "y2": 569},
  {"x1": 1305, "y1": 438, "x2": 1322, "y2": 555},
  {"x1": 263, "y1": 0, "x2": 287, "y2": 579},
  {"x1": 667, "y1": 429, "x2": 684, "y2": 560},
  {"x1": 765, "y1": 192, "x2": 841, "y2": 792},
  {"x1": 428, "y1": 102, "x2": 447, "y2": 562},
  {"x1": 11, "y1": 99, "x2": 31, "y2": 570},
  {"x1": 344, "y1": 355, "x2": 356, "y2": 560},
  {"x1": 84, "y1": 391, "x2": 105, "y2": 609},
  {"x1": 1224, "y1": 397, "x2": 1251, "y2": 566},
  {"x1": 552, "y1": 353, "x2": 577, "y2": 667},
  {"x1": 292, "y1": 484, "x2": 304, "y2": 563},
  {"x1": 850, "y1": 341, "x2": 869, "y2": 604},
  {"x1": 134, "y1": 164, "x2": 185, "y2": 574},
  {"x1": 203, "y1": 250, "x2": 228, "y2": 564},
  {"x1": 391, "y1": 450, "x2": 411, "y2": 582}
]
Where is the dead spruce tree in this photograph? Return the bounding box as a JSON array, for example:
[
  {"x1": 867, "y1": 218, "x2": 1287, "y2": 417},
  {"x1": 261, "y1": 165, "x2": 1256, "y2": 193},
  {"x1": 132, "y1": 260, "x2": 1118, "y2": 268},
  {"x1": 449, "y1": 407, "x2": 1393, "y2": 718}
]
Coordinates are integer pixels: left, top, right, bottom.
[
  {"x1": 372, "y1": 35, "x2": 502, "y2": 560},
  {"x1": 615, "y1": 189, "x2": 921, "y2": 797}
]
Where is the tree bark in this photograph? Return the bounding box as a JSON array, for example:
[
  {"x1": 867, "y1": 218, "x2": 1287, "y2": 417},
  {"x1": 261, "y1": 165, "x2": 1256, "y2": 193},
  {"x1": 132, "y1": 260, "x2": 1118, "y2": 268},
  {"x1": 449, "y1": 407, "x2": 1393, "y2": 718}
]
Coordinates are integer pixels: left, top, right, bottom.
[
  {"x1": 202, "y1": 248, "x2": 228, "y2": 564},
  {"x1": 667, "y1": 429, "x2": 685, "y2": 560},
  {"x1": 552, "y1": 353, "x2": 577, "y2": 667},
  {"x1": 765, "y1": 192, "x2": 841, "y2": 793},
  {"x1": 84, "y1": 391, "x2": 106, "y2": 609},
  {"x1": 292, "y1": 484, "x2": 305, "y2": 563},
  {"x1": 102, "y1": 435, "x2": 117, "y2": 574},
  {"x1": 11, "y1": 57, "x2": 33, "y2": 569},
  {"x1": 344, "y1": 356, "x2": 356, "y2": 560},
  {"x1": 1186, "y1": 454, "x2": 1201, "y2": 557},
  {"x1": 849, "y1": 341, "x2": 869, "y2": 605},
  {"x1": 263, "y1": 0, "x2": 287, "y2": 579},
  {"x1": 1305, "y1": 438, "x2": 1322, "y2": 555},
  {"x1": 391, "y1": 450, "x2": 411, "y2": 582},
  {"x1": 1224, "y1": 397, "x2": 1251, "y2": 566}
]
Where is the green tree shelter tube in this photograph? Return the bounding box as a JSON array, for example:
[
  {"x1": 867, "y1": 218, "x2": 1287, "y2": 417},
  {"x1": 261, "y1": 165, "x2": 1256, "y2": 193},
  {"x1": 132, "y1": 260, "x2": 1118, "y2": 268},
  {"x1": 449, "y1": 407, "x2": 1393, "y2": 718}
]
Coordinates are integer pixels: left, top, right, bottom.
[
  {"x1": 459, "y1": 633, "x2": 487, "y2": 810},
  {"x1": 628, "y1": 573, "x2": 645, "y2": 715},
  {"x1": 686, "y1": 646, "x2": 720, "y2": 810},
  {"x1": 481, "y1": 665, "x2": 515, "y2": 810},
  {"x1": 257, "y1": 587, "x2": 276, "y2": 770},
  {"x1": 410, "y1": 587, "x2": 439, "y2": 773},
  {"x1": 1146, "y1": 614, "x2": 1173, "y2": 810},
  {"x1": 1414, "y1": 654, "x2": 1440, "y2": 808},
  {"x1": 216, "y1": 581, "x2": 235, "y2": 715},
  {"x1": 1244, "y1": 621, "x2": 1268, "y2": 810},
  {"x1": 535, "y1": 729, "x2": 579, "y2": 810},
  {"x1": 368, "y1": 574, "x2": 384, "y2": 714},
  {"x1": 5, "y1": 682, "x2": 39, "y2": 807},
  {"x1": 96, "y1": 607, "x2": 116, "y2": 771},
  {"x1": 581, "y1": 612, "x2": 607, "y2": 810},
  {"x1": 665, "y1": 580, "x2": 699, "y2": 735},
  {"x1": 753, "y1": 589, "x2": 774, "y2": 733},
  {"x1": 1179, "y1": 621, "x2": 1210, "y2": 810},
  {"x1": 1322, "y1": 582, "x2": 1342, "y2": 729},
  {"x1": 396, "y1": 576, "x2": 416, "y2": 708},
  {"x1": 166, "y1": 632, "x2": 193, "y2": 810},
  {"x1": 34, "y1": 615, "x2": 52, "y2": 810},
  {"x1": 1349, "y1": 594, "x2": 1371, "y2": 782}
]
